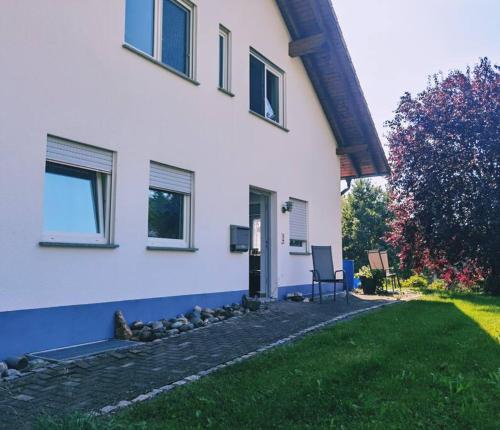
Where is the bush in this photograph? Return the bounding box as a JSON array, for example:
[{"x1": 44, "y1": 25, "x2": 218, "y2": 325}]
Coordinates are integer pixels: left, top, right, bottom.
[
  {"x1": 356, "y1": 266, "x2": 385, "y2": 294},
  {"x1": 402, "y1": 274, "x2": 429, "y2": 291},
  {"x1": 428, "y1": 279, "x2": 447, "y2": 291}
]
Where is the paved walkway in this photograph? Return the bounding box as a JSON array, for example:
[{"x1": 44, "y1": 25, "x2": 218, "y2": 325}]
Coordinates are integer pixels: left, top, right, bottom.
[{"x1": 0, "y1": 293, "x2": 415, "y2": 429}]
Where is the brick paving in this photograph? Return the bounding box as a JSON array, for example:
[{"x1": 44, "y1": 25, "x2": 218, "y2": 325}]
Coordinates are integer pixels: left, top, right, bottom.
[{"x1": 0, "y1": 293, "x2": 414, "y2": 429}]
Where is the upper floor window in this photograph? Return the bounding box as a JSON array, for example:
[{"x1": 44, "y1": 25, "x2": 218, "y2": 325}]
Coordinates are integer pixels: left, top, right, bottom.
[
  {"x1": 125, "y1": 0, "x2": 195, "y2": 77},
  {"x1": 43, "y1": 137, "x2": 114, "y2": 245},
  {"x1": 249, "y1": 50, "x2": 285, "y2": 126},
  {"x1": 219, "y1": 26, "x2": 231, "y2": 91}
]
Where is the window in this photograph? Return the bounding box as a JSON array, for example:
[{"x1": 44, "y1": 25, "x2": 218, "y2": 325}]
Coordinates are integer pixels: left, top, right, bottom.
[
  {"x1": 218, "y1": 26, "x2": 231, "y2": 91},
  {"x1": 43, "y1": 137, "x2": 114, "y2": 244},
  {"x1": 125, "y1": 0, "x2": 155, "y2": 56},
  {"x1": 249, "y1": 50, "x2": 284, "y2": 125},
  {"x1": 125, "y1": 0, "x2": 195, "y2": 77},
  {"x1": 148, "y1": 162, "x2": 193, "y2": 248},
  {"x1": 289, "y1": 198, "x2": 308, "y2": 253}
]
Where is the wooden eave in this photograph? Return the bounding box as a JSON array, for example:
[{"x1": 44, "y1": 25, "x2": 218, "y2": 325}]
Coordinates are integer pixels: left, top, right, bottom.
[{"x1": 276, "y1": 0, "x2": 390, "y2": 179}]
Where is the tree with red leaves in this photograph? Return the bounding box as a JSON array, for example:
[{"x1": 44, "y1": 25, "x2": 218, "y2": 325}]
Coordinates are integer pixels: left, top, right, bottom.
[{"x1": 386, "y1": 58, "x2": 499, "y2": 293}]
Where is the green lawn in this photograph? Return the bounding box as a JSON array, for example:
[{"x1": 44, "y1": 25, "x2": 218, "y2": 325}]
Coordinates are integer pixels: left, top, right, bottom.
[{"x1": 40, "y1": 293, "x2": 500, "y2": 430}]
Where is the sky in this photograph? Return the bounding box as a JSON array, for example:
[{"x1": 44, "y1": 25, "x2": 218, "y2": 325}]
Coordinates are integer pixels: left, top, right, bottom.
[{"x1": 333, "y1": 0, "x2": 500, "y2": 187}]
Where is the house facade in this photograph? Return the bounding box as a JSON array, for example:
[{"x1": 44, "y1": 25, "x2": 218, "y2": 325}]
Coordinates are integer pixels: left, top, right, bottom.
[{"x1": 0, "y1": 0, "x2": 388, "y2": 359}]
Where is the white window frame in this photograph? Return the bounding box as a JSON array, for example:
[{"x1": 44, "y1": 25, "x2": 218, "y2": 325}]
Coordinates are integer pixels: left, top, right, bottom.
[
  {"x1": 289, "y1": 198, "x2": 308, "y2": 253},
  {"x1": 42, "y1": 146, "x2": 114, "y2": 245},
  {"x1": 147, "y1": 163, "x2": 194, "y2": 249},
  {"x1": 126, "y1": 0, "x2": 196, "y2": 78},
  {"x1": 218, "y1": 25, "x2": 231, "y2": 91},
  {"x1": 250, "y1": 49, "x2": 286, "y2": 127}
]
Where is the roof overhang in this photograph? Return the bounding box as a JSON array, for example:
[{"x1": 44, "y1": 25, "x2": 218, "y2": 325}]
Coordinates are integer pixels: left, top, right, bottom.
[{"x1": 276, "y1": 0, "x2": 390, "y2": 179}]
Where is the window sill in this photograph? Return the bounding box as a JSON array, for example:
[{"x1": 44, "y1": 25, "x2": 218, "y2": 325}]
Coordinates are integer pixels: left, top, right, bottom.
[
  {"x1": 290, "y1": 252, "x2": 311, "y2": 256},
  {"x1": 249, "y1": 110, "x2": 289, "y2": 132},
  {"x1": 123, "y1": 44, "x2": 200, "y2": 86},
  {"x1": 39, "y1": 242, "x2": 119, "y2": 249},
  {"x1": 218, "y1": 87, "x2": 235, "y2": 97},
  {"x1": 147, "y1": 246, "x2": 199, "y2": 253}
]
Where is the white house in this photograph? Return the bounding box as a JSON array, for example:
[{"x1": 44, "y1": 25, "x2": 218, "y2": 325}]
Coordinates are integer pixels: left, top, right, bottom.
[{"x1": 0, "y1": 0, "x2": 388, "y2": 359}]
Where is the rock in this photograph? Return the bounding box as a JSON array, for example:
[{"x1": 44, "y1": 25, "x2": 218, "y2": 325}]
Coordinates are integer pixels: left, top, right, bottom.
[
  {"x1": 0, "y1": 362, "x2": 7, "y2": 376},
  {"x1": 179, "y1": 323, "x2": 194, "y2": 332},
  {"x1": 27, "y1": 359, "x2": 47, "y2": 370},
  {"x1": 151, "y1": 321, "x2": 164, "y2": 331},
  {"x1": 232, "y1": 303, "x2": 241, "y2": 309},
  {"x1": 186, "y1": 311, "x2": 201, "y2": 321},
  {"x1": 4, "y1": 369, "x2": 21, "y2": 379},
  {"x1": 171, "y1": 321, "x2": 183, "y2": 329},
  {"x1": 218, "y1": 315, "x2": 226, "y2": 321},
  {"x1": 232, "y1": 310, "x2": 243, "y2": 316},
  {"x1": 166, "y1": 329, "x2": 180, "y2": 336},
  {"x1": 193, "y1": 305, "x2": 202, "y2": 313},
  {"x1": 176, "y1": 313, "x2": 185, "y2": 319},
  {"x1": 115, "y1": 310, "x2": 133, "y2": 340},
  {"x1": 201, "y1": 311, "x2": 213, "y2": 319},
  {"x1": 176, "y1": 317, "x2": 189, "y2": 324},
  {"x1": 5, "y1": 356, "x2": 29, "y2": 371},
  {"x1": 193, "y1": 319, "x2": 205, "y2": 328},
  {"x1": 201, "y1": 307, "x2": 214, "y2": 314},
  {"x1": 138, "y1": 328, "x2": 154, "y2": 342},
  {"x1": 130, "y1": 320, "x2": 144, "y2": 330},
  {"x1": 243, "y1": 297, "x2": 261, "y2": 311},
  {"x1": 154, "y1": 330, "x2": 167, "y2": 339}
]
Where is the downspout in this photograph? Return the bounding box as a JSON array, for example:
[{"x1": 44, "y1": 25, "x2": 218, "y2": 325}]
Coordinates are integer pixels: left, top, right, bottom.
[{"x1": 341, "y1": 178, "x2": 352, "y2": 196}]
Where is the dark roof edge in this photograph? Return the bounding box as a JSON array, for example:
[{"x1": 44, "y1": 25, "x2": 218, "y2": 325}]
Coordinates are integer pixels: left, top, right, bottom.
[{"x1": 321, "y1": 0, "x2": 390, "y2": 175}]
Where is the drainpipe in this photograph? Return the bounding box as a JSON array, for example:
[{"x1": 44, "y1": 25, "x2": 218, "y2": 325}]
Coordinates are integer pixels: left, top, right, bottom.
[{"x1": 341, "y1": 178, "x2": 352, "y2": 196}]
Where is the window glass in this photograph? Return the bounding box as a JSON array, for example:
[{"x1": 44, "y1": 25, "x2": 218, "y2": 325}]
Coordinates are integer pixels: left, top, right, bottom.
[
  {"x1": 162, "y1": 0, "x2": 190, "y2": 74},
  {"x1": 250, "y1": 55, "x2": 265, "y2": 116},
  {"x1": 266, "y1": 70, "x2": 280, "y2": 122},
  {"x1": 148, "y1": 189, "x2": 184, "y2": 240},
  {"x1": 125, "y1": 0, "x2": 155, "y2": 56},
  {"x1": 219, "y1": 34, "x2": 225, "y2": 88},
  {"x1": 43, "y1": 163, "x2": 100, "y2": 234}
]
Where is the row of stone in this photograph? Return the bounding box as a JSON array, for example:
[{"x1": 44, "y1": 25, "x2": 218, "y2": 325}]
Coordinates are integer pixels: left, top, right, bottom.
[
  {"x1": 0, "y1": 356, "x2": 50, "y2": 382},
  {"x1": 116, "y1": 299, "x2": 260, "y2": 343}
]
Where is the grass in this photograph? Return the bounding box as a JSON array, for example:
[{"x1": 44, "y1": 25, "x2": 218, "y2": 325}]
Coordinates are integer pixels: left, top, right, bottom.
[{"x1": 38, "y1": 293, "x2": 500, "y2": 430}]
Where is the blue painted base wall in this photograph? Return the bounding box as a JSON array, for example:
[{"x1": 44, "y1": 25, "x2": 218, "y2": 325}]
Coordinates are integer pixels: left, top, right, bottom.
[
  {"x1": 1, "y1": 260, "x2": 359, "y2": 359},
  {"x1": 0, "y1": 290, "x2": 246, "y2": 359}
]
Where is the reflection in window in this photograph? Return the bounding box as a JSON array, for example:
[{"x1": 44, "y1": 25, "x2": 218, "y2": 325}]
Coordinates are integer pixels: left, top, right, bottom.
[
  {"x1": 162, "y1": 0, "x2": 191, "y2": 74},
  {"x1": 266, "y1": 70, "x2": 279, "y2": 121},
  {"x1": 148, "y1": 189, "x2": 184, "y2": 240},
  {"x1": 125, "y1": 0, "x2": 155, "y2": 56},
  {"x1": 219, "y1": 26, "x2": 230, "y2": 90},
  {"x1": 43, "y1": 163, "x2": 101, "y2": 234},
  {"x1": 252, "y1": 218, "x2": 261, "y2": 252}
]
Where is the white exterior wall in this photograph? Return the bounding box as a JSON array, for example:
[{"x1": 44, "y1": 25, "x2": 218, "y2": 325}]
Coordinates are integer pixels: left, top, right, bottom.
[{"x1": 0, "y1": 0, "x2": 342, "y2": 313}]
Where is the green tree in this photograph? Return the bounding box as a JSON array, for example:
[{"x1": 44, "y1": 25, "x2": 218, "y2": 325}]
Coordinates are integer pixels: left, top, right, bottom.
[{"x1": 342, "y1": 179, "x2": 392, "y2": 269}]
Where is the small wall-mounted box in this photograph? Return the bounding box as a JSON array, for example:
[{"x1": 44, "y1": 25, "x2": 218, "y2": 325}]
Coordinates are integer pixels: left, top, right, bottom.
[{"x1": 230, "y1": 225, "x2": 250, "y2": 253}]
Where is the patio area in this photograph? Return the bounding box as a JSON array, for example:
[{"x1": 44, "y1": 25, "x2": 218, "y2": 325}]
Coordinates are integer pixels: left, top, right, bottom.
[{"x1": 0, "y1": 292, "x2": 415, "y2": 429}]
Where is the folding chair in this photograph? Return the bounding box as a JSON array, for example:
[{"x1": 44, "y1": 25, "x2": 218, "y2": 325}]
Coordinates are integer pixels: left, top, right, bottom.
[
  {"x1": 379, "y1": 250, "x2": 402, "y2": 292},
  {"x1": 367, "y1": 249, "x2": 401, "y2": 292},
  {"x1": 310, "y1": 246, "x2": 347, "y2": 304}
]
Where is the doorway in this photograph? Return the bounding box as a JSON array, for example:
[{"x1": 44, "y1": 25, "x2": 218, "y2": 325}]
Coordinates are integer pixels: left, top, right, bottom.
[{"x1": 249, "y1": 189, "x2": 271, "y2": 298}]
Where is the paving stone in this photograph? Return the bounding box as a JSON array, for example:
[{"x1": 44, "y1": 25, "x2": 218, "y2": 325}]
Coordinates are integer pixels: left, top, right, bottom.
[{"x1": 0, "y1": 293, "x2": 415, "y2": 430}]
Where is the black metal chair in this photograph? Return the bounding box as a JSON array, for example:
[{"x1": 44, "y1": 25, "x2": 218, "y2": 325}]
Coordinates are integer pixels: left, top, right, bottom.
[{"x1": 310, "y1": 246, "x2": 347, "y2": 304}]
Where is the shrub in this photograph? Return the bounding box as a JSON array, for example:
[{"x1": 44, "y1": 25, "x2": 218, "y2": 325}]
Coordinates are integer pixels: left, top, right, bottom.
[
  {"x1": 402, "y1": 274, "x2": 429, "y2": 291},
  {"x1": 428, "y1": 279, "x2": 447, "y2": 291},
  {"x1": 356, "y1": 266, "x2": 385, "y2": 294}
]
